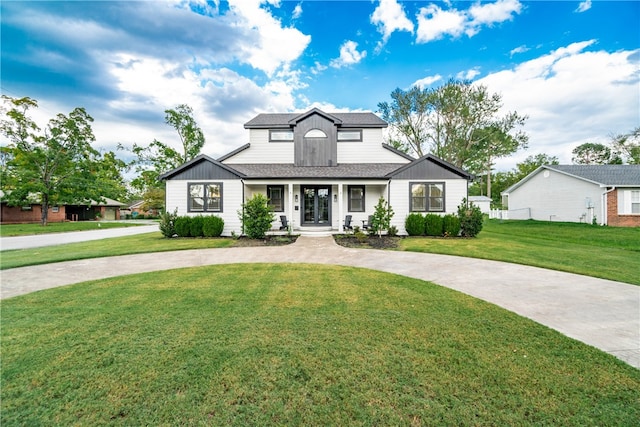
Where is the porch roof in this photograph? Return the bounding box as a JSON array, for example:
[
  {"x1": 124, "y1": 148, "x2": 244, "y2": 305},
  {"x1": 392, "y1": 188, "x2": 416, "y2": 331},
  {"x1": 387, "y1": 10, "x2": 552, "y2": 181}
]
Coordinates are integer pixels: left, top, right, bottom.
[{"x1": 229, "y1": 163, "x2": 406, "y2": 179}]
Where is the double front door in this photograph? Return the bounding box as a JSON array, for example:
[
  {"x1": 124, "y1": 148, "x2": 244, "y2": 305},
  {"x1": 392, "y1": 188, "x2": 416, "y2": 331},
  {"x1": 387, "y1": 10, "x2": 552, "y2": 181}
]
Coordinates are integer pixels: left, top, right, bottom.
[{"x1": 302, "y1": 186, "x2": 331, "y2": 225}]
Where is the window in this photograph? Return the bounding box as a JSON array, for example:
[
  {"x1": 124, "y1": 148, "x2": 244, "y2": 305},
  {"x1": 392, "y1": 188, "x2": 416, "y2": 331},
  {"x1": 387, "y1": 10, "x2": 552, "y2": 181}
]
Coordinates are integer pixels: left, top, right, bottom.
[
  {"x1": 52, "y1": 206, "x2": 59, "y2": 213},
  {"x1": 632, "y1": 190, "x2": 640, "y2": 214},
  {"x1": 410, "y1": 182, "x2": 445, "y2": 212},
  {"x1": 304, "y1": 129, "x2": 327, "y2": 138},
  {"x1": 348, "y1": 186, "x2": 365, "y2": 212},
  {"x1": 268, "y1": 185, "x2": 285, "y2": 212},
  {"x1": 269, "y1": 130, "x2": 294, "y2": 141},
  {"x1": 337, "y1": 129, "x2": 362, "y2": 141},
  {"x1": 188, "y1": 183, "x2": 222, "y2": 212}
]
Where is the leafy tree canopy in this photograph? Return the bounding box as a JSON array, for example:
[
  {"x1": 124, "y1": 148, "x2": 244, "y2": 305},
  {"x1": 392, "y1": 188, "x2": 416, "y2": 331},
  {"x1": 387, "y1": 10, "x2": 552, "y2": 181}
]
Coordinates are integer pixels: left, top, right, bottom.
[
  {"x1": 1, "y1": 95, "x2": 126, "y2": 225},
  {"x1": 571, "y1": 142, "x2": 621, "y2": 165}
]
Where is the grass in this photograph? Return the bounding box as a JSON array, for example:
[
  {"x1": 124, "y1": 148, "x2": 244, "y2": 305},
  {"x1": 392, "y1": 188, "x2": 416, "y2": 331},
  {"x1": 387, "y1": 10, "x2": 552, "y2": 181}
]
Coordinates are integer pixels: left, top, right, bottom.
[
  {"x1": 0, "y1": 232, "x2": 234, "y2": 269},
  {"x1": 400, "y1": 220, "x2": 640, "y2": 285},
  {"x1": 2, "y1": 264, "x2": 638, "y2": 425},
  {"x1": 0, "y1": 221, "x2": 150, "y2": 237}
]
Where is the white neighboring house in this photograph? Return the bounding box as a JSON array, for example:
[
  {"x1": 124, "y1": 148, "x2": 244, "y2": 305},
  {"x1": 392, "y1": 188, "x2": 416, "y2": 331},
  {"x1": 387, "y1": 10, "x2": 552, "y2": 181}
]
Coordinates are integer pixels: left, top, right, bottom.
[
  {"x1": 468, "y1": 196, "x2": 492, "y2": 214},
  {"x1": 160, "y1": 108, "x2": 472, "y2": 236},
  {"x1": 501, "y1": 164, "x2": 640, "y2": 227}
]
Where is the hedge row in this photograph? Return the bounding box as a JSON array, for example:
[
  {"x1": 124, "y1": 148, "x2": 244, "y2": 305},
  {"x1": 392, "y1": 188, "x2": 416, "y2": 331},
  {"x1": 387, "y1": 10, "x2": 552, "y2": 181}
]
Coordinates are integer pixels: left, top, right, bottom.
[
  {"x1": 161, "y1": 212, "x2": 224, "y2": 238},
  {"x1": 404, "y1": 213, "x2": 461, "y2": 237}
]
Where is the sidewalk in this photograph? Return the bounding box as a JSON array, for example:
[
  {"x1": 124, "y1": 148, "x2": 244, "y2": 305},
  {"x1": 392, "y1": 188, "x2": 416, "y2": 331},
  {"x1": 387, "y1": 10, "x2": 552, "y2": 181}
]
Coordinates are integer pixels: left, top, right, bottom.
[{"x1": 1, "y1": 235, "x2": 638, "y2": 369}]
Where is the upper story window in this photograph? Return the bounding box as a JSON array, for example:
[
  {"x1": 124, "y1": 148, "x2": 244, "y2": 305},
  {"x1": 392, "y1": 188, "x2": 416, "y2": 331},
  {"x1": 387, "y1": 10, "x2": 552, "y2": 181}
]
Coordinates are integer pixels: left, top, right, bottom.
[
  {"x1": 304, "y1": 129, "x2": 327, "y2": 138},
  {"x1": 269, "y1": 130, "x2": 294, "y2": 142},
  {"x1": 410, "y1": 182, "x2": 445, "y2": 212},
  {"x1": 337, "y1": 129, "x2": 362, "y2": 142},
  {"x1": 188, "y1": 182, "x2": 222, "y2": 212}
]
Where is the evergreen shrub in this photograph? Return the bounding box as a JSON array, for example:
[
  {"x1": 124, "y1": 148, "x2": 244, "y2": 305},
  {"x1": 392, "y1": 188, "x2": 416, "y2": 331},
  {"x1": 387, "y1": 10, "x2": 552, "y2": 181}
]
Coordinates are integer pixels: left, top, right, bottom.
[
  {"x1": 174, "y1": 216, "x2": 192, "y2": 237},
  {"x1": 425, "y1": 214, "x2": 444, "y2": 236},
  {"x1": 443, "y1": 214, "x2": 461, "y2": 237},
  {"x1": 203, "y1": 215, "x2": 224, "y2": 237},
  {"x1": 405, "y1": 213, "x2": 424, "y2": 236}
]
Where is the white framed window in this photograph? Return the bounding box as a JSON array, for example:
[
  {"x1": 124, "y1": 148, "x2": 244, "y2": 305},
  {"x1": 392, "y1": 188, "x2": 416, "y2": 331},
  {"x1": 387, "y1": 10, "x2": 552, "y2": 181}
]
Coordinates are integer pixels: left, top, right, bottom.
[
  {"x1": 337, "y1": 129, "x2": 362, "y2": 142},
  {"x1": 304, "y1": 129, "x2": 327, "y2": 138},
  {"x1": 269, "y1": 130, "x2": 294, "y2": 142}
]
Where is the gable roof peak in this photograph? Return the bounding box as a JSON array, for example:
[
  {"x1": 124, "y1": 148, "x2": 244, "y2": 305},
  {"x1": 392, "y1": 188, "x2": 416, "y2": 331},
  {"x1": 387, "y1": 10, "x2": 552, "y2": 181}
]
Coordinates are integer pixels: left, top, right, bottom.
[{"x1": 289, "y1": 108, "x2": 342, "y2": 125}]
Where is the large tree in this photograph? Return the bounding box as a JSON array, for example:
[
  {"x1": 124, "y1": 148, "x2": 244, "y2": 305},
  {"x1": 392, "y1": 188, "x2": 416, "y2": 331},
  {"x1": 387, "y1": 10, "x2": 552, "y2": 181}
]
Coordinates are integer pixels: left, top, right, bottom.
[
  {"x1": 611, "y1": 127, "x2": 640, "y2": 165},
  {"x1": 1, "y1": 96, "x2": 114, "y2": 225},
  {"x1": 378, "y1": 79, "x2": 528, "y2": 175},
  {"x1": 131, "y1": 104, "x2": 205, "y2": 210},
  {"x1": 571, "y1": 142, "x2": 621, "y2": 165}
]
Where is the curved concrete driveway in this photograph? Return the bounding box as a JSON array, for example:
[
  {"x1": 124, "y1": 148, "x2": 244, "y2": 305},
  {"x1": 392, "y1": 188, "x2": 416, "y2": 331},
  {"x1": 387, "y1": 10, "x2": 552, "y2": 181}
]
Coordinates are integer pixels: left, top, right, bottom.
[{"x1": 1, "y1": 235, "x2": 638, "y2": 369}]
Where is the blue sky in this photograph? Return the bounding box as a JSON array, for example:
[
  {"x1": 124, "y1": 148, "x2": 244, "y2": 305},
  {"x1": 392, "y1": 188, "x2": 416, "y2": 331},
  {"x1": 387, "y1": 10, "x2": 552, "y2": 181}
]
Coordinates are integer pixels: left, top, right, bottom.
[{"x1": 2, "y1": 0, "x2": 639, "y2": 171}]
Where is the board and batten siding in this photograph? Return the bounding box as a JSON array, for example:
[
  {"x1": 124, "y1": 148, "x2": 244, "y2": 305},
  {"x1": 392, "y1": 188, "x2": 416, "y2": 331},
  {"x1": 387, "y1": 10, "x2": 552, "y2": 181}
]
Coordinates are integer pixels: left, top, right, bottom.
[
  {"x1": 388, "y1": 179, "x2": 468, "y2": 235},
  {"x1": 507, "y1": 169, "x2": 603, "y2": 223},
  {"x1": 165, "y1": 179, "x2": 244, "y2": 236},
  {"x1": 223, "y1": 129, "x2": 294, "y2": 164}
]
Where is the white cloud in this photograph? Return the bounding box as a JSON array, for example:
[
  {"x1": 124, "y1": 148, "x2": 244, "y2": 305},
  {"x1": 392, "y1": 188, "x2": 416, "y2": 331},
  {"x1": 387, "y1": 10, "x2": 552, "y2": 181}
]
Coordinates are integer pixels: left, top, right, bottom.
[
  {"x1": 510, "y1": 45, "x2": 530, "y2": 56},
  {"x1": 416, "y1": 0, "x2": 522, "y2": 43},
  {"x1": 292, "y1": 3, "x2": 303, "y2": 19},
  {"x1": 412, "y1": 74, "x2": 443, "y2": 88},
  {"x1": 416, "y1": 4, "x2": 466, "y2": 43},
  {"x1": 330, "y1": 41, "x2": 367, "y2": 68},
  {"x1": 576, "y1": 0, "x2": 592, "y2": 13},
  {"x1": 456, "y1": 67, "x2": 481, "y2": 80},
  {"x1": 479, "y1": 42, "x2": 640, "y2": 169},
  {"x1": 227, "y1": 0, "x2": 311, "y2": 76},
  {"x1": 371, "y1": 0, "x2": 414, "y2": 48}
]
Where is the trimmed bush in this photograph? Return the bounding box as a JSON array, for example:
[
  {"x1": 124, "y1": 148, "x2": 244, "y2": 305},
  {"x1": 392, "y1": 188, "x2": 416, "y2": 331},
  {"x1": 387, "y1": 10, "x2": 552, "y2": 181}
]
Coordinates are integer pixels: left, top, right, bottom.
[
  {"x1": 425, "y1": 214, "x2": 444, "y2": 237},
  {"x1": 159, "y1": 209, "x2": 178, "y2": 238},
  {"x1": 203, "y1": 215, "x2": 224, "y2": 237},
  {"x1": 405, "y1": 213, "x2": 424, "y2": 236},
  {"x1": 458, "y1": 199, "x2": 484, "y2": 237},
  {"x1": 190, "y1": 215, "x2": 204, "y2": 237},
  {"x1": 443, "y1": 214, "x2": 461, "y2": 237},
  {"x1": 174, "y1": 216, "x2": 191, "y2": 237}
]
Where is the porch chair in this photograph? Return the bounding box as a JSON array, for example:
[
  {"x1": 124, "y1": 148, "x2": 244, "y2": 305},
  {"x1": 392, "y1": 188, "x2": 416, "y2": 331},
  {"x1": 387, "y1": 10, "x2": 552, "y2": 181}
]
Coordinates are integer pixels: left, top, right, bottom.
[
  {"x1": 362, "y1": 215, "x2": 373, "y2": 230},
  {"x1": 344, "y1": 215, "x2": 353, "y2": 231},
  {"x1": 279, "y1": 215, "x2": 289, "y2": 231}
]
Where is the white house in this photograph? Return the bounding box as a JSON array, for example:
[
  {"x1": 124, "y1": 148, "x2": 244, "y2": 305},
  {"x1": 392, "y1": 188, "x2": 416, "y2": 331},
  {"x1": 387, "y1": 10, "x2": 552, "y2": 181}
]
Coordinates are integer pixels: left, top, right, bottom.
[
  {"x1": 501, "y1": 164, "x2": 640, "y2": 227},
  {"x1": 161, "y1": 108, "x2": 472, "y2": 235}
]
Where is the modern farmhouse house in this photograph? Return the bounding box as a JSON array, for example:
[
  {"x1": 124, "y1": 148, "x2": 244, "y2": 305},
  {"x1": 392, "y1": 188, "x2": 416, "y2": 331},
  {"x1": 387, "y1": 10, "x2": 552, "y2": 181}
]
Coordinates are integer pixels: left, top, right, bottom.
[{"x1": 161, "y1": 108, "x2": 472, "y2": 235}]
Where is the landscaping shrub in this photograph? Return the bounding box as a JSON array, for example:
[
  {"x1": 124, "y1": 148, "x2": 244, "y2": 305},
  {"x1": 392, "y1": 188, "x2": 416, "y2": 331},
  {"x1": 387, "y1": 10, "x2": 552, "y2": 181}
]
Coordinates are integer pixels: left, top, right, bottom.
[
  {"x1": 159, "y1": 208, "x2": 177, "y2": 238},
  {"x1": 203, "y1": 215, "x2": 224, "y2": 237},
  {"x1": 458, "y1": 199, "x2": 484, "y2": 237},
  {"x1": 443, "y1": 214, "x2": 461, "y2": 237},
  {"x1": 239, "y1": 194, "x2": 275, "y2": 239},
  {"x1": 371, "y1": 197, "x2": 394, "y2": 237},
  {"x1": 425, "y1": 213, "x2": 444, "y2": 236},
  {"x1": 387, "y1": 225, "x2": 398, "y2": 237},
  {"x1": 189, "y1": 215, "x2": 204, "y2": 237},
  {"x1": 405, "y1": 213, "x2": 424, "y2": 236},
  {"x1": 173, "y1": 216, "x2": 192, "y2": 237}
]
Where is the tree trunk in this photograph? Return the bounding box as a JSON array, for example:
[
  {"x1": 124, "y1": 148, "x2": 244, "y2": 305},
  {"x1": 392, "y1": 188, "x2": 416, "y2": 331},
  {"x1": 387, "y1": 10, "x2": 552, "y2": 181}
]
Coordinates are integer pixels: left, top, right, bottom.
[{"x1": 41, "y1": 193, "x2": 49, "y2": 226}]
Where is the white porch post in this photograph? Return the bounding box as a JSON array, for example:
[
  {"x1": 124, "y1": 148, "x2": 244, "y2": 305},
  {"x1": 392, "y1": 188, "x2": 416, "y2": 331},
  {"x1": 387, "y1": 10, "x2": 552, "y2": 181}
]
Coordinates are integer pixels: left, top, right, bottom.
[
  {"x1": 338, "y1": 182, "x2": 344, "y2": 232},
  {"x1": 288, "y1": 183, "x2": 294, "y2": 231}
]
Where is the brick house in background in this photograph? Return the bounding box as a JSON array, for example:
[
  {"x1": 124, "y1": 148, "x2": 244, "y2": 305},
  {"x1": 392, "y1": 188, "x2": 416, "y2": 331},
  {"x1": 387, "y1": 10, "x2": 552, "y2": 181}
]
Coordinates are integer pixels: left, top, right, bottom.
[{"x1": 1, "y1": 197, "x2": 127, "y2": 224}]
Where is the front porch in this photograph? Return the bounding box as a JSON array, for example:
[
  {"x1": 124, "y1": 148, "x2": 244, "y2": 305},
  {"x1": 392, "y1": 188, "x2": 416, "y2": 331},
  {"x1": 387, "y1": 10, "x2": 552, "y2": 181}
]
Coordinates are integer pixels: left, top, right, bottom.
[{"x1": 244, "y1": 180, "x2": 388, "y2": 234}]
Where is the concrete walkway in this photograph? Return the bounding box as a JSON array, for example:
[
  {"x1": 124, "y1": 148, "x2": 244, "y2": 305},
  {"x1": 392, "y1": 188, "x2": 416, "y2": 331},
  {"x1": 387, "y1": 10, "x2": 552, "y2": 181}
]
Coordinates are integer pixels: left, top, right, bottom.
[{"x1": 1, "y1": 235, "x2": 638, "y2": 369}]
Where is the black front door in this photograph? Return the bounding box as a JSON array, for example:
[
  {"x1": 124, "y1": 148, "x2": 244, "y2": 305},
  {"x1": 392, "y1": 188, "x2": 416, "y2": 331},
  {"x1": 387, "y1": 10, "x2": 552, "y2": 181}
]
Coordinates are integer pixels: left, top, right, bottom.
[{"x1": 302, "y1": 186, "x2": 331, "y2": 225}]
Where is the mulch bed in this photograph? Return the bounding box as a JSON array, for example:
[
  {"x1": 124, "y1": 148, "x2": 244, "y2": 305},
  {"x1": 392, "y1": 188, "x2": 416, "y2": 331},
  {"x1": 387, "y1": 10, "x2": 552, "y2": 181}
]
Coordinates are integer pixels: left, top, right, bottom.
[
  {"x1": 333, "y1": 235, "x2": 401, "y2": 249},
  {"x1": 231, "y1": 235, "x2": 299, "y2": 247}
]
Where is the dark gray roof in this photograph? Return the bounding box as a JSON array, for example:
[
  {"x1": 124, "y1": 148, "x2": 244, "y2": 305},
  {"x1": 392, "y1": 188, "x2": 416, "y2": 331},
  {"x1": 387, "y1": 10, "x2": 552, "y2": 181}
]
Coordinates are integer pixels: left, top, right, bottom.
[
  {"x1": 244, "y1": 109, "x2": 387, "y2": 129},
  {"x1": 547, "y1": 165, "x2": 640, "y2": 186},
  {"x1": 229, "y1": 163, "x2": 406, "y2": 179}
]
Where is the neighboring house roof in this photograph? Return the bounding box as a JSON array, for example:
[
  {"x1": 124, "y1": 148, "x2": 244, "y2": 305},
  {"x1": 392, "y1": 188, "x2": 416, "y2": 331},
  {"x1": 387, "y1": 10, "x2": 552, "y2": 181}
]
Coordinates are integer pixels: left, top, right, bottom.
[
  {"x1": 244, "y1": 110, "x2": 388, "y2": 129},
  {"x1": 469, "y1": 196, "x2": 492, "y2": 202},
  {"x1": 229, "y1": 163, "x2": 407, "y2": 179},
  {"x1": 503, "y1": 164, "x2": 640, "y2": 194},
  {"x1": 88, "y1": 197, "x2": 128, "y2": 207}
]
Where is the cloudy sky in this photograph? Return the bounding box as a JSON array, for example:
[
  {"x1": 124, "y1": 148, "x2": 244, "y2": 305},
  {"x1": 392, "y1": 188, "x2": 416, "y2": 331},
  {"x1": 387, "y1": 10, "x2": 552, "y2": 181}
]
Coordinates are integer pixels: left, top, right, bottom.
[{"x1": 2, "y1": 0, "x2": 638, "y2": 171}]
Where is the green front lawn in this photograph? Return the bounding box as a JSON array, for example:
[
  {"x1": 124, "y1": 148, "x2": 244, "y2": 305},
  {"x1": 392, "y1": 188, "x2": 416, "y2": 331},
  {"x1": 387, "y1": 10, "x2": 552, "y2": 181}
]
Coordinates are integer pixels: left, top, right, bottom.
[
  {"x1": 0, "y1": 221, "x2": 150, "y2": 237},
  {"x1": 400, "y1": 220, "x2": 640, "y2": 285},
  {"x1": 2, "y1": 264, "x2": 638, "y2": 425}
]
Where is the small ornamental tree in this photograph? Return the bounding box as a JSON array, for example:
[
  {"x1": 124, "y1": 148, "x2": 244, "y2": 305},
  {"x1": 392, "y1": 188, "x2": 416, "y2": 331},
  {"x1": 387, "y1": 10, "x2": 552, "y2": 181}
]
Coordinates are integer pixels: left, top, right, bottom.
[
  {"x1": 371, "y1": 197, "x2": 394, "y2": 238},
  {"x1": 458, "y1": 198, "x2": 484, "y2": 237},
  {"x1": 159, "y1": 208, "x2": 178, "y2": 238},
  {"x1": 239, "y1": 194, "x2": 275, "y2": 239}
]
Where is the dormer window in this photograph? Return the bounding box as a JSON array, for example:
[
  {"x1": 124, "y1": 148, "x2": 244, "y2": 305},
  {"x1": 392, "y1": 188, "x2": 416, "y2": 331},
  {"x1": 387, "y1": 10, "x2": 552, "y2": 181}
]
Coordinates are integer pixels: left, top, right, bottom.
[
  {"x1": 304, "y1": 129, "x2": 327, "y2": 138},
  {"x1": 269, "y1": 130, "x2": 294, "y2": 141}
]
